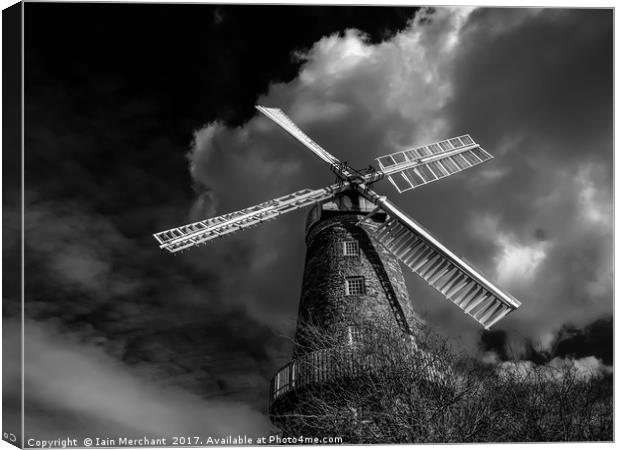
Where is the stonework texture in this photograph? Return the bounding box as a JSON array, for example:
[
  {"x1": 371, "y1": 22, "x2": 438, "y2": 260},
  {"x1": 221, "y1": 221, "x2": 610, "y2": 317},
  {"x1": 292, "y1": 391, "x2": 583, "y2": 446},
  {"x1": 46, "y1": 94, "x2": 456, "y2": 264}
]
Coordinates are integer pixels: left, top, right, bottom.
[{"x1": 292, "y1": 205, "x2": 422, "y2": 357}]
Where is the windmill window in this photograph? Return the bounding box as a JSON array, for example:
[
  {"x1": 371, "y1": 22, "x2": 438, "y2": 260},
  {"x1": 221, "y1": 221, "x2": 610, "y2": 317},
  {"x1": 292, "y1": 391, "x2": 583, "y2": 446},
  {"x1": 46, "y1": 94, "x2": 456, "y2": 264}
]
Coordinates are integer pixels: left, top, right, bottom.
[
  {"x1": 343, "y1": 241, "x2": 360, "y2": 256},
  {"x1": 347, "y1": 326, "x2": 363, "y2": 345},
  {"x1": 345, "y1": 276, "x2": 366, "y2": 295}
]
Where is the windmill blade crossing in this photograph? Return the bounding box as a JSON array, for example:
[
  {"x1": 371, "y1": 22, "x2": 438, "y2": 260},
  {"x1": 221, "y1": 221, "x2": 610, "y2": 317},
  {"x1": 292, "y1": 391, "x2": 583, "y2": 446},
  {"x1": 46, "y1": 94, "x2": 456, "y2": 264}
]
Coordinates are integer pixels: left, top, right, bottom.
[
  {"x1": 154, "y1": 184, "x2": 345, "y2": 253},
  {"x1": 376, "y1": 135, "x2": 493, "y2": 193},
  {"x1": 366, "y1": 196, "x2": 521, "y2": 329},
  {"x1": 256, "y1": 105, "x2": 354, "y2": 179}
]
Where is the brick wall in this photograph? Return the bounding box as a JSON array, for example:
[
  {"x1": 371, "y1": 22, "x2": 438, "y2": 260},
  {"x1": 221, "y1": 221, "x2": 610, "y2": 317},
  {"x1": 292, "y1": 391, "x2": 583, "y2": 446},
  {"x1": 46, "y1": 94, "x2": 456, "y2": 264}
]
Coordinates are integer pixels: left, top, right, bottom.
[{"x1": 293, "y1": 205, "x2": 422, "y2": 357}]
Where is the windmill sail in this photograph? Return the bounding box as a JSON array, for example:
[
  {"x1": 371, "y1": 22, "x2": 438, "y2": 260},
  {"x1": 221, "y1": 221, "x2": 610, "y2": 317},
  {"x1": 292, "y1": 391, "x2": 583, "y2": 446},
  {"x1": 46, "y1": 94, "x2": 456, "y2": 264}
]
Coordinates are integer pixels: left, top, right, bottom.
[
  {"x1": 256, "y1": 105, "x2": 354, "y2": 179},
  {"x1": 154, "y1": 184, "x2": 344, "y2": 253},
  {"x1": 155, "y1": 104, "x2": 523, "y2": 330},
  {"x1": 364, "y1": 195, "x2": 520, "y2": 329},
  {"x1": 376, "y1": 135, "x2": 493, "y2": 193}
]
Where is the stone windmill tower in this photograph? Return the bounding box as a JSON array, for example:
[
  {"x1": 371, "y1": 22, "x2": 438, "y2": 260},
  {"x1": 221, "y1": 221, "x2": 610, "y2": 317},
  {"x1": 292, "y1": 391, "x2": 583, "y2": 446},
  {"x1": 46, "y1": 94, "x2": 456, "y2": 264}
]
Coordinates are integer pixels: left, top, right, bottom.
[{"x1": 154, "y1": 106, "x2": 522, "y2": 435}]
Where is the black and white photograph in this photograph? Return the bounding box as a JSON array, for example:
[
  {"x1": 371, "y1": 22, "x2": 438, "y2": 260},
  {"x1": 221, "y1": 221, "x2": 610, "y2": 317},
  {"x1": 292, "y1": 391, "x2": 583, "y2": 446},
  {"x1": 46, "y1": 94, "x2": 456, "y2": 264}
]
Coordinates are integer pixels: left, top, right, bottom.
[{"x1": 2, "y1": 1, "x2": 614, "y2": 446}]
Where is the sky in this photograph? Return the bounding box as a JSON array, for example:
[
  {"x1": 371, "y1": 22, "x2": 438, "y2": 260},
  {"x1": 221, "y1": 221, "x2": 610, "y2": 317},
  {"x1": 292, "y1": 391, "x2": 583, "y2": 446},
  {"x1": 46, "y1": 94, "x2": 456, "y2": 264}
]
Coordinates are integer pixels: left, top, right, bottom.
[{"x1": 3, "y1": 2, "x2": 613, "y2": 441}]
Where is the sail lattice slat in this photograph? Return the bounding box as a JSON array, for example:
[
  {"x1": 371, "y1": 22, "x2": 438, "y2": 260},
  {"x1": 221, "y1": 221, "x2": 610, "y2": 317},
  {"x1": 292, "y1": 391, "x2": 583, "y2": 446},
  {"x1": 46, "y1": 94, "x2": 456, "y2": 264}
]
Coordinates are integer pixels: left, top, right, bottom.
[
  {"x1": 256, "y1": 106, "x2": 355, "y2": 179},
  {"x1": 376, "y1": 135, "x2": 493, "y2": 194},
  {"x1": 155, "y1": 184, "x2": 343, "y2": 253},
  {"x1": 372, "y1": 211, "x2": 520, "y2": 329}
]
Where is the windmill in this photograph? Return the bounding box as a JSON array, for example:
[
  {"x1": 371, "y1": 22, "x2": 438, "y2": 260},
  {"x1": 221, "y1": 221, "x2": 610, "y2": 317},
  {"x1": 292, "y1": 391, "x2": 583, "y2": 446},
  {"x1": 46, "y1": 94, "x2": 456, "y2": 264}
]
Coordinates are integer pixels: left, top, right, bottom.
[{"x1": 154, "y1": 105, "x2": 522, "y2": 430}]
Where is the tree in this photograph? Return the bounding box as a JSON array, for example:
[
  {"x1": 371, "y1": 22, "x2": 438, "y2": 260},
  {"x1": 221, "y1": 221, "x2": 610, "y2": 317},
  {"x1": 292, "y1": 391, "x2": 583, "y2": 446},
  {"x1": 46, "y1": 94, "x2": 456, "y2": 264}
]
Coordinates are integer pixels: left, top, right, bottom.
[{"x1": 270, "y1": 320, "x2": 612, "y2": 443}]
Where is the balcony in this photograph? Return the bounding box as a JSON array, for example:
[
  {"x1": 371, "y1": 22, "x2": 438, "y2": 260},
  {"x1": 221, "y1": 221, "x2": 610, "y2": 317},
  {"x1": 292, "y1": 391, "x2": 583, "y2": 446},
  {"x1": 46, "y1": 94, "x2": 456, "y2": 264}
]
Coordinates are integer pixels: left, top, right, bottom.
[{"x1": 269, "y1": 330, "x2": 450, "y2": 410}]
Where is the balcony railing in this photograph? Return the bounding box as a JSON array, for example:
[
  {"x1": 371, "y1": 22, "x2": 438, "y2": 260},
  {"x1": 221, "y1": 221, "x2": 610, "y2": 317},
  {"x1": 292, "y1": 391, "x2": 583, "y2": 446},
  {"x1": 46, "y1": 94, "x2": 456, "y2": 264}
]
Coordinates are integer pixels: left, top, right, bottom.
[{"x1": 269, "y1": 331, "x2": 449, "y2": 405}]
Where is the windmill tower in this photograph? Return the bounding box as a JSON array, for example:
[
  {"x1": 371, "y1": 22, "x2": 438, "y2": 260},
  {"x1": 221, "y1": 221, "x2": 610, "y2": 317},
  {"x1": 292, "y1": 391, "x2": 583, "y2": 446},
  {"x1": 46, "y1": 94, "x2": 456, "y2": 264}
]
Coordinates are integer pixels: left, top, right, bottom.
[{"x1": 154, "y1": 106, "x2": 522, "y2": 436}]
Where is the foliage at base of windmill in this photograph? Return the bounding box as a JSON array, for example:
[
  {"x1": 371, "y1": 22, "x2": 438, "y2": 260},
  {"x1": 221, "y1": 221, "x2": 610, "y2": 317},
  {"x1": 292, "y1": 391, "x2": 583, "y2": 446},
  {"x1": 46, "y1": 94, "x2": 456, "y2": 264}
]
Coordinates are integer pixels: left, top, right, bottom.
[
  {"x1": 271, "y1": 323, "x2": 612, "y2": 443},
  {"x1": 269, "y1": 322, "x2": 454, "y2": 408}
]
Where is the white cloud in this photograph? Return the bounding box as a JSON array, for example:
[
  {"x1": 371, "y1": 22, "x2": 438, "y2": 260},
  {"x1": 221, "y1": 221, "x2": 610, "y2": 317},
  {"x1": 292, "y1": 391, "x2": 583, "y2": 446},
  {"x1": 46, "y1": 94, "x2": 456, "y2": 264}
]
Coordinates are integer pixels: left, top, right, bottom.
[
  {"x1": 495, "y1": 235, "x2": 548, "y2": 287},
  {"x1": 296, "y1": 29, "x2": 373, "y2": 82},
  {"x1": 257, "y1": 6, "x2": 474, "y2": 159},
  {"x1": 190, "y1": 123, "x2": 219, "y2": 172},
  {"x1": 576, "y1": 164, "x2": 612, "y2": 227},
  {"x1": 496, "y1": 359, "x2": 535, "y2": 381},
  {"x1": 469, "y1": 214, "x2": 548, "y2": 288},
  {"x1": 21, "y1": 320, "x2": 272, "y2": 439},
  {"x1": 497, "y1": 355, "x2": 612, "y2": 383},
  {"x1": 480, "y1": 351, "x2": 500, "y2": 365}
]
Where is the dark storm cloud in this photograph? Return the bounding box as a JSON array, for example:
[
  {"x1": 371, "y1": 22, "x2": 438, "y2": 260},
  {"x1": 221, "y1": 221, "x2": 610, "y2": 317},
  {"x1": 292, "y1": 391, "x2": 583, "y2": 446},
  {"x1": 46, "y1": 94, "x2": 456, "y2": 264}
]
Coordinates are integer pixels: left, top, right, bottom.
[
  {"x1": 480, "y1": 329, "x2": 510, "y2": 361},
  {"x1": 450, "y1": 8, "x2": 612, "y2": 163},
  {"x1": 439, "y1": 8, "x2": 613, "y2": 344},
  {"x1": 25, "y1": 3, "x2": 415, "y2": 126},
  {"x1": 480, "y1": 328, "x2": 550, "y2": 366},
  {"x1": 553, "y1": 317, "x2": 612, "y2": 366},
  {"x1": 481, "y1": 316, "x2": 613, "y2": 367}
]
